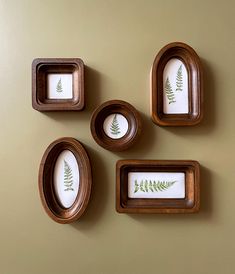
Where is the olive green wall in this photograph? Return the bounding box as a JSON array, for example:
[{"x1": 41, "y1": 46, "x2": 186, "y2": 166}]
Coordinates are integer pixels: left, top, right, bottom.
[{"x1": 0, "y1": 0, "x2": 234, "y2": 273}]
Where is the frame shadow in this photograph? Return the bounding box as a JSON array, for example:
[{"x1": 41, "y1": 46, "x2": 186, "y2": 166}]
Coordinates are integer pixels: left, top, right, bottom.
[
  {"x1": 40, "y1": 66, "x2": 103, "y2": 123},
  {"x1": 70, "y1": 144, "x2": 109, "y2": 231},
  {"x1": 126, "y1": 165, "x2": 213, "y2": 223}
]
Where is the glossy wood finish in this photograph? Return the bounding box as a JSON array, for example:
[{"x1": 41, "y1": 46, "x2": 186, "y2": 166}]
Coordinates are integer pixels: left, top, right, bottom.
[
  {"x1": 90, "y1": 100, "x2": 142, "y2": 151},
  {"x1": 38, "y1": 137, "x2": 92, "y2": 223},
  {"x1": 116, "y1": 160, "x2": 200, "y2": 213},
  {"x1": 151, "y1": 42, "x2": 203, "y2": 126},
  {"x1": 32, "y1": 58, "x2": 84, "y2": 111}
]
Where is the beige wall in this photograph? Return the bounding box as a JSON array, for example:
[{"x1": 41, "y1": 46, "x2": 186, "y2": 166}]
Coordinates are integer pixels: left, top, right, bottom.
[{"x1": 0, "y1": 1, "x2": 234, "y2": 273}]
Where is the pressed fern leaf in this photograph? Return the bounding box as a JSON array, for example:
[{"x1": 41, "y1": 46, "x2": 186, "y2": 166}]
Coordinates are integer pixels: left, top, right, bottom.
[
  {"x1": 56, "y1": 78, "x2": 63, "y2": 93},
  {"x1": 140, "y1": 180, "x2": 145, "y2": 192},
  {"x1": 165, "y1": 77, "x2": 176, "y2": 104},
  {"x1": 149, "y1": 180, "x2": 154, "y2": 192},
  {"x1": 110, "y1": 114, "x2": 121, "y2": 135},
  {"x1": 134, "y1": 180, "x2": 176, "y2": 193},
  {"x1": 64, "y1": 160, "x2": 74, "y2": 191},
  {"x1": 145, "y1": 180, "x2": 148, "y2": 192},
  {"x1": 176, "y1": 64, "x2": 183, "y2": 91},
  {"x1": 134, "y1": 180, "x2": 139, "y2": 193}
]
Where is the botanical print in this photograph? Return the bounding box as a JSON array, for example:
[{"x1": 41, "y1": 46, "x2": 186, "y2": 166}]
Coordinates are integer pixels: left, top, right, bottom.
[
  {"x1": 165, "y1": 65, "x2": 184, "y2": 104},
  {"x1": 103, "y1": 113, "x2": 129, "y2": 139},
  {"x1": 163, "y1": 58, "x2": 189, "y2": 114},
  {"x1": 176, "y1": 64, "x2": 183, "y2": 91},
  {"x1": 63, "y1": 160, "x2": 74, "y2": 191},
  {"x1": 165, "y1": 77, "x2": 176, "y2": 104},
  {"x1": 56, "y1": 78, "x2": 63, "y2": 93},
  {"x1": 47, "y1": 74, "x2": 73, "y2": 99},
  {"x1": 110, "y1": 114, "x2": 121, "y2": 135},
  {"x1": 134, "y1": 179, "x2": 176, "y2": 193},
  {"x1": 53, "y1": 150, "x2": 79, "y2": 208},
  {"x1": 128, "y1": 172, "x2": 185, "y2": 199}
]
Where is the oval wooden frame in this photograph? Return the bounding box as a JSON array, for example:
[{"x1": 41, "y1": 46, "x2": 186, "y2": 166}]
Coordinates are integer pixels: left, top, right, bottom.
[
  {"x1": 38, "y1": 137, "x2": 92, "y2": 224},
  {"x1": 151, "y1": 42, "x2": 203, "y2": 126},
  {"x1": 90, "y1": 100, "x2": 142, "y2": 151}
]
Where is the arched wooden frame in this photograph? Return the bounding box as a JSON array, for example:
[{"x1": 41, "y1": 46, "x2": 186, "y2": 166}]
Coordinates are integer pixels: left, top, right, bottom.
[
  {"x1": 38, "y1": 137, "x2": 92, "y2": 224},
  {"x1": 90, "y1": 100, "x2": 142, "y2": 151},
  {"x1": 151, "y1": 42, "x2": 203, "y2": 126}
]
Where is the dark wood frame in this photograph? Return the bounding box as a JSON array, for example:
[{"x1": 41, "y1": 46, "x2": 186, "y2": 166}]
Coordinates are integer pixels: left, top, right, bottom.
[
  {"x1": 151, "y1": 42, "x2": 203, "y2": 126},
  {"x1": 32, "y1": 58, "x2": 84, "y2": 111},
  {"x1": 116, "y1": 160, "x2": 200, "y2": 213},
  {"x1": 38, "y1": 137, "x2": 92, "y2": 223},
  {"x1": 90, "y1": 100, "x2": 142, "y2": 151}
]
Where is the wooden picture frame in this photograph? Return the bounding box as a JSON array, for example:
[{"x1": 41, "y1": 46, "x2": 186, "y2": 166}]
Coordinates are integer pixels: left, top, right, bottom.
[
  {"x1": 151, "y1": 42, "x2": 203, "y2": 126},
  {"x1": 38, "y1": 137, "x2": 92, "y2": 223},
  {"x1": 32, "y1": 58, "x2": 84, "y2": 111},
  {"x1": 116, "y1": 160, "x2": 200, "y2": 213},
  {"x1": 90, "y1": 100, "x2": 142, "y2": 151}
]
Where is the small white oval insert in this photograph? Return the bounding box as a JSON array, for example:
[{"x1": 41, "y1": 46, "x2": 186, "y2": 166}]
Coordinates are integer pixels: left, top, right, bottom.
[
  {"x1": 103, "y1": 113, "x2": 129, "y2": 139},
  {"x1": 53, "y1": 150, "x2": 79, "y2": 208},
  {"x1": 163, "y1": 58, "x2": 189, "y2": 114}
]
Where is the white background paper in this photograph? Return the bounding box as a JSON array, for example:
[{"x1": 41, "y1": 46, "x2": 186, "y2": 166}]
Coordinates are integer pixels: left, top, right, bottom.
[
  {"x1": 163, "y1": 58, "x2": 189, "y2": 114},
  {"x1": 103, "y1": 113, "x2": 129, "y2": 139},
  {"x1": 128, "y1": 172, "x2": 185, "y2": 198},
  {"x1": 53, "y1": 150, "x2": 79, "y2": 208},
  {"x1": 47, "y1": 73, "x2": 73, "y2": 99}
]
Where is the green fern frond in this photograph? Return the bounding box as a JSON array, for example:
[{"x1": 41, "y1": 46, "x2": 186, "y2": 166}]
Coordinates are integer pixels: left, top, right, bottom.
[
  {"x1": 145, "y1": 180, "x2": 148, "y2": 192},
  {"x1": 64, "y1": 160, "x2": 74, "y2": 191},
  {"x1": 165, "y1": 77, "x2": 176, "y2": 104},
  {"x1": 176, "y1": 65, "x2": 183, "y2": 91},
  {"x1": 140, "y1": 180, "x2": 145, "y2": 192},
  {"x1": 153, "y1": 180, "x2": 158, "y2": 191},
  {"x1": 134, "y1": 180, "x2": 139, "y2": 193},
  {"x1": 149, "y1": 180, "x2": 154, "y2": 192},
  {"x1": 134, "y1": 180, "x2": 176, "y2": 193},
  {"x1": 56, "y1": 78, "x2": 63, "y2": 93},
  {"x1": 110, "y1": 114, "x2": 121, "y2": 135},
  {"x1": 64, "y1": 188, "x2": 74, "y2": 191}
]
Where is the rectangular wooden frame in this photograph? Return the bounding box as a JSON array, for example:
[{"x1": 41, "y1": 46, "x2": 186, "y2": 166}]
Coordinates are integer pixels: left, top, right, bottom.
[
  {"x1": 32, "y1": 58, "x2": 84, "y2": 111},
  {"x1": 116, "y1": 160, "x2": 200, "y2": 213}
]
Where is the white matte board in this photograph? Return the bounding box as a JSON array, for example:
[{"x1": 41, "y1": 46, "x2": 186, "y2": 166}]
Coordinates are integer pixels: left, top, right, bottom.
[
  {"x1": 128, "y1": 172, "x2": 185, "y2": 199},
  {"x1": 103, "y1": 113, "x2": 129, "y2": 139},
  {"x1": 53, "y1": 150, "x2": 79, "y2": 208},
  {"x1": 47, "y1": 73, "x2": 73, "y2": 99},
  {"x1": 163, "y1": 58, "x2": 189, "y2": 114}
]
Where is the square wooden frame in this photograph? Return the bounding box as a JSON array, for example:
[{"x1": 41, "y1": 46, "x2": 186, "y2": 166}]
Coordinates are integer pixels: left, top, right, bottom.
[
  {"x1": 116, "y1": 160, "x2": 200, "y2": 213},
  {"x1": 151, "y1": 42, "x2": 203, "y2": 126},
  {"x1": 32, "y1": 58, "x2": 84, "y2": 111}
]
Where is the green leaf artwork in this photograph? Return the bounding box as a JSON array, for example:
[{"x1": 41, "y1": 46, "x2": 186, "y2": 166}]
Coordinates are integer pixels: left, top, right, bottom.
[
  {"x1": 63, "y1": 160, "x2": 74, "y2": 191},
  {"x1": 140, "y1": 180, "x2": 145, "y2": 192},
  {"x1": 165, "y1": 77, "x2": 176, "y2": 104},
  {"x1": 133, "y1": 180, "x2": 176, "y2": 193},
  {"x1": 110, "y1": 114, "x2": 121, "y2": 135},
  {"x1": 56, "y1": 78, "x2": 63, "y2": 93},
  {"x1": 176, "y1": 64, "x2": 183, "y2": 91}
]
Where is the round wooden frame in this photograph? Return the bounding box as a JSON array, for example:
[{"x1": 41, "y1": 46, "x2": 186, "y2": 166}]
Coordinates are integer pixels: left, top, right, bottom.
[
  {"x1": 38, "y1": 137, "x2": 92, "y2": 224},
  {"x1": 90, "y1": 100, "x2": 142, "y2": 151}
]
